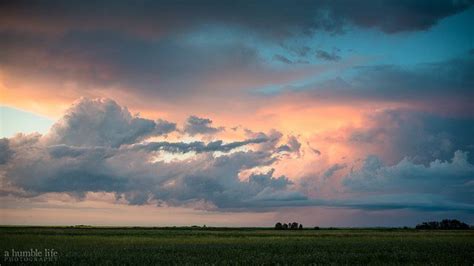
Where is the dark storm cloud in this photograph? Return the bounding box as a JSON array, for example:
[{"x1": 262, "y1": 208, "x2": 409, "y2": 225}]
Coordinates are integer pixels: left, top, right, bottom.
[
  {"x1": 1, "y1": 1, "x2": 472, "y2": 101},
  {"x1": 327, "y1": 0, "x2": 474, "y2": 33},
  {"x1": 1, "y1": 0, "x2": 470, "y2": 36},
  {"x1": 0, "y1": 30, "x2": 261, "y2": 98}
]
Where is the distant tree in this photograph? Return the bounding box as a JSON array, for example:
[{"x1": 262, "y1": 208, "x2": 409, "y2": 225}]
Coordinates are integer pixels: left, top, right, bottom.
[
  {"x1": 274, "y1": 221, "x2": 306, "y2": 230},
  {"x1": 290, "y1": 222, "x2": 299, "y2": 230},
  {"x1": 429, "y1": 221, "x2": 440, "y2": 229},
  {"x1": 440, "y1": 219, "x2": 469, "y2": 229},
  {"x1": 440, "y1": 219, "x2": 451, "y2": 229},
  {"x1": 275, "y1": 222, "x2": 283, "y2": 230},
  {"x1": 416, "y1": 222, "x2": 438, "y2": 229},
  {"x1": 416, "y1": 219, "x2": 470, "y2": 230},
  {"x1": 314, "y1": 226, "x2": 320, "y2": 230}
]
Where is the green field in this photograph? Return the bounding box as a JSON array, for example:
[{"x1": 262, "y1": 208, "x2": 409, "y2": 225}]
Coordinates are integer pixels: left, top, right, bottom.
[{"x1": 1, "y1": 227, "x2": 473, "y2": 265}]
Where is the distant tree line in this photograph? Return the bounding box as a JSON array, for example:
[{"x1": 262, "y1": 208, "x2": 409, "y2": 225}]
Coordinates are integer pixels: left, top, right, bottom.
[
  {"x1": 274, "y1": 219, "x2": 471, "y2": 230},
  {"x1": 275, "y1": 222, "x2": 303, "y2": 230},
  {"x1": 415, "y1": 219, "x2": 470, "y2": 230}
]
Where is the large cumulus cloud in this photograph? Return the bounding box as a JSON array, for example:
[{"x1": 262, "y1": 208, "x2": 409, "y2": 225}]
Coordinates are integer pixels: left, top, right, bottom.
[
  {"x1": 0, "y1": 98, "x2": 304, "y2": 209},
  {"x1": 46, "y1": 98, "x2": 176, "y2": 147}
]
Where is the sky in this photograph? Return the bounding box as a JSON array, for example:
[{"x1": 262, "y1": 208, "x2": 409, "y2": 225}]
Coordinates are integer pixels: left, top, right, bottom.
[{"x1": 0, "y1": 0, "x2": 474, "y2": 227}]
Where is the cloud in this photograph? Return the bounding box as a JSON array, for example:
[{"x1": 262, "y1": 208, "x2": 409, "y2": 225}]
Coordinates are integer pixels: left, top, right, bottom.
[
  {"x1": 1, "y1": 1, "x2": 472, "y2": 116},
  {"x1": 326, "y1": 0, "x2": 473, "y2": 33},
  {"x1": 1, "y1": 0, "x2": 470, "y2": 37},
  {"x1": 0, "y1": 98, "x2": 305, "y2": 210},
  {"x1": 306, "y1": 142, "x2": 321, "y2": 155},
  {"x1": 0, "y1": 138, "x2": 12, "y2": 165},
  {"x1": 348, "y1": 59, "x2": 474, "y2": 102},
  {"x1": 273, "y1": 54, "x2": 293, "y2": 64},
  {"x1": 293, "y1": 46, "x2": 311, "y2": 57},
  {"x1": 342, "y1": 150, "x2": 474, "y2": 212},
  {"x1": 46, "y1": 98, "x2": 176, "y2": 148},
  {"x1": 315, "y1": 49, "x2": 340, "y2": 61},
  {"x1": 2, "y1": 98, "x2": 473, "y2": 213},
  {"x1": 245, "y1": 129, "x2": 286, "y2": 154},
  {"x1": 155, "y1": 119, "x2": 178, "y2": 135},
  {"x1": 2, "y1": 2, "x2": 471, "y2": 111},
  {"x1": 131, "y1": 138, "x2": 268, "y2": 154},
  {"x1": 348, "y1": 109, "x2": 474, "y2": 164},
  {"x1": 0, "y1": 30, "x2": 263, "y2": 100},
  {"x1": 47, "y1": 145, "x2": 112, "y2": 159},
  {"x1": 276, "y1": 135, "x2": 302, "y2": 156},
  {"x1": 286, "y1": 57, "x2": 474, "y2": 113},
  {"x1": 184, "y1": 115, "x2": 224, "y2": 136},
  {"x1": 323, "y1": 163, "x2": 346, "y2": 178}
]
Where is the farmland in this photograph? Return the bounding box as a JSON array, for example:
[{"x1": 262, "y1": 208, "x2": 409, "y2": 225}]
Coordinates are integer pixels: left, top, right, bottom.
[{"x1": 1, "y1": 227, "x2": 473, "y2": 265}]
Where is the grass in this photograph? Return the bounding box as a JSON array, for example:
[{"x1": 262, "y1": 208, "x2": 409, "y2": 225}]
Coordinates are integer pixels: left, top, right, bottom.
[{"x1": 1, "y1": 227, "x2": 473, "y2": 265}]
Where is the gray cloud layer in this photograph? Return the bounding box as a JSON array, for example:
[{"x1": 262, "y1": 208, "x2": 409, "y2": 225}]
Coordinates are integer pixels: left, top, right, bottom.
[
  {"x1": 349, "y1": 109, "x2": 474, "y2": 164},
  {"x1": 343, "y1": 150, "x2": 474, "y2": 212},
  {"x1": 282, "y1": 57, "x2": 474, "y2": 113},
  {"x1": 1, "y1": 0, "x2": 470, "y2": 36},
  {"x1": 1, "y1": 1, "x2": 471, "y2": 104}
]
